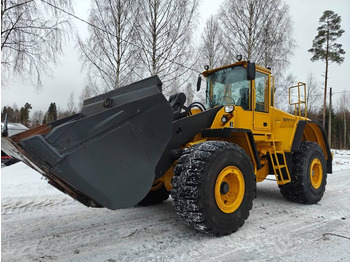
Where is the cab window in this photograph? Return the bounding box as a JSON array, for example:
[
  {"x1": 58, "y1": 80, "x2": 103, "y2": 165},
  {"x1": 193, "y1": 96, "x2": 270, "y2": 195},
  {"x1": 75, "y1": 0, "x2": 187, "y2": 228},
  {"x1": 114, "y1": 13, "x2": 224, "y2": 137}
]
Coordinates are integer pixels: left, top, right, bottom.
[
  {"x1": 206, "y1": 66, "x2": 251, "y2": 110},
  {"x1": 255, "y1": 72, "x2": 269, "y2": 112}
]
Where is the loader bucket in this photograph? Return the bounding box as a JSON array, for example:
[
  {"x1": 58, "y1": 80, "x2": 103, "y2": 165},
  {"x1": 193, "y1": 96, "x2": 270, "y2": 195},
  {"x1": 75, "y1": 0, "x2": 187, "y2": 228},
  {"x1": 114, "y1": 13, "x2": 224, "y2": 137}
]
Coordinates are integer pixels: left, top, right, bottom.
[{"x1": 1, "y1": 76, "x2": 173, "y2": 210}]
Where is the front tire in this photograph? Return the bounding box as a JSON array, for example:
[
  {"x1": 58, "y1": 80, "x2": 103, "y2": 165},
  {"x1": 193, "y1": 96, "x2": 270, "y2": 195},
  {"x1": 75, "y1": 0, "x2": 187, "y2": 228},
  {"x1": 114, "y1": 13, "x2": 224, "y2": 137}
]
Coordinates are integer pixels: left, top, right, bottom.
[
  {"x1": 279, "y1": 141, "x2": 327, "y2": 204},
  {"x1": 171, "y1": 141, "x2": 255, "y2": 236}
]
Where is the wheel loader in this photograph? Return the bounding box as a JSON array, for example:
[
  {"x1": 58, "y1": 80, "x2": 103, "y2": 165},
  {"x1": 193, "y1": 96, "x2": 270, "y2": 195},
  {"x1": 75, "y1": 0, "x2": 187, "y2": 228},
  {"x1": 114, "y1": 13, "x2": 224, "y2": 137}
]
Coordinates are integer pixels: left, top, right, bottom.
[{"x1": 2, "y1": 60, "x2": 332, "y2": 236}]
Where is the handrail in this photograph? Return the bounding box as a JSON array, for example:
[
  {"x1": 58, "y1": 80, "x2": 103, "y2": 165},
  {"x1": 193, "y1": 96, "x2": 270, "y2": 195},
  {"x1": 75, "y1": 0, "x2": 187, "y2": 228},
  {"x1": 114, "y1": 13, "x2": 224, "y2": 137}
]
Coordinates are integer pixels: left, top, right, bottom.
[{"x1": 288, "y1": 82, "x2": 307, "y2": 118}]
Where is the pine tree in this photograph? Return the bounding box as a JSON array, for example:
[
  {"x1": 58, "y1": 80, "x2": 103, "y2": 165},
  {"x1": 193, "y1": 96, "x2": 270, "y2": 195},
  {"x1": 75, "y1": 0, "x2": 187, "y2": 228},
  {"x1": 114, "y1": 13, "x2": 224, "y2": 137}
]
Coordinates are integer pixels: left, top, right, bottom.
[
  {"x1": 2, "y1": 105, "x2": 20, "y2": 122},
  {"x1": 19, "y1": 103, "x2": 32, "y2": 127},
  {"x1": 308, "y1": 10, "x2": 345, "y2": 130},
  {"x1": 46, "y1": 103, "x2": 58, "y2": 123}
]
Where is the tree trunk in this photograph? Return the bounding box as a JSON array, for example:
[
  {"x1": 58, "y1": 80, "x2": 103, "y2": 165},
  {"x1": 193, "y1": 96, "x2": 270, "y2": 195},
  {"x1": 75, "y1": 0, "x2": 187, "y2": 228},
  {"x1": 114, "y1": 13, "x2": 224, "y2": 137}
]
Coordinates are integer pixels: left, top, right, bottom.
[
  {"x1": 323, "y1": 58, "x2": 328, "y2": 131},
  {"x1": 323, "y1": 26, "x2": 330, "y2": 131},
  {"x1": 115, "y1": 13, "x2": 121, "y2": 89},
  {"x1": 151, "y1": 1, "x2": 158, "y2": 76},
  {"x1": 328, "y1": 87, "x2": 332, "y2": 147},
  {"x1": 247, "y1": 3, "x2": 254, "y2": 60},
  {"x1": 345, "y1": 111, "x2": 347, "y2": 148}
]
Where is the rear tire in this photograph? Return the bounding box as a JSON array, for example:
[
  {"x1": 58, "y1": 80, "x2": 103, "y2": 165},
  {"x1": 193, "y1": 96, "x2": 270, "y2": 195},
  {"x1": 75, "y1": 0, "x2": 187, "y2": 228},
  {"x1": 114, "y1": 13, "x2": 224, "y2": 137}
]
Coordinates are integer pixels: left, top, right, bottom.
[
  {"x1": 279, "y1": 141, "x2": 327, "y2": 204},
  {"x1": 171, "y1": 141, "x2": 255, "y2": 236}
]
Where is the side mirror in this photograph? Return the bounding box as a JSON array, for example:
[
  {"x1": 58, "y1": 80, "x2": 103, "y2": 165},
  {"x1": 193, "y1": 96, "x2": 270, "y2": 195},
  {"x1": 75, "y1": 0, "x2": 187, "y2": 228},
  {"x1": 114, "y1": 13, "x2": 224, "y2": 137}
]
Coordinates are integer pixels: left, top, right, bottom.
[
  {"x1": 247, "y1": 61, "x2": 256, "y2": 80},
  {"x1": 196, "y1": 74, "x2": 202, "y2": 92}
]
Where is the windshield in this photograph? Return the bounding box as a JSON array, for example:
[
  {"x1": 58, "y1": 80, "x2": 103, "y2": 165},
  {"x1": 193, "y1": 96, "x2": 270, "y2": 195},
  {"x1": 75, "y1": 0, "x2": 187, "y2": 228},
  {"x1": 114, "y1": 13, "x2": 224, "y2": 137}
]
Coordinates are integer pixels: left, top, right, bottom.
[{"x1": 206, "y1": 66, "x2": 250, "y2": 109}]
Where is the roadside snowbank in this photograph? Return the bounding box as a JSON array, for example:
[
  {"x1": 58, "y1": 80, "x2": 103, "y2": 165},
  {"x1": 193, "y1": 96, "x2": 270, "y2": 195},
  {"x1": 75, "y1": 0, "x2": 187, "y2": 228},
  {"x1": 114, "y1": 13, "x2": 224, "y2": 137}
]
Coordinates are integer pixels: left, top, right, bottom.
[{"x1": 332, "y1": 149, "x2": 350, "y2": 171}]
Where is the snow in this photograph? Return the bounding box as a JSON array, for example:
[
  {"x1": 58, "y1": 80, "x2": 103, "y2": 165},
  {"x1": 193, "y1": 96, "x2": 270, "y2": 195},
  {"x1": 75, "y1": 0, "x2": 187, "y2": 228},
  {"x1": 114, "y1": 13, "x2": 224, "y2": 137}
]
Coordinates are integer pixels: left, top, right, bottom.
[
  {"x1": 1, "y1": 122, "x2": 28, "y2": 136},
  {"x1": 331, "y1": 149, "x2": 350, "y2": 171},
  {"x1": 2, "y1": 163, "x2": 62, "y2": 197},
  {"x1": 1, "y1": 151, "x2": 350, "y2": 261}
]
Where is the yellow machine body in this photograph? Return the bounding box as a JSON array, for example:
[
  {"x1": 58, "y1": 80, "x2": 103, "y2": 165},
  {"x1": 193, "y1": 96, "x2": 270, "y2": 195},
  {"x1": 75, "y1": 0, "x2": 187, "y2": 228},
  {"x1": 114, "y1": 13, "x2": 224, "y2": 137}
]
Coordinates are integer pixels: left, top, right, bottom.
[{"x1": 159, "y1": 61, "x2": 332, "y2": 190}]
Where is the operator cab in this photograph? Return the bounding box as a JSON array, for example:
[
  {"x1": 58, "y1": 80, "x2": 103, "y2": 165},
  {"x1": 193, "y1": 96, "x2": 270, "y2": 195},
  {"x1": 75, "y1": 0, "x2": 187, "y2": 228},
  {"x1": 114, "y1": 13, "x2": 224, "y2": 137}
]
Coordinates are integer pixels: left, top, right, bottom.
[
  {"x1": 202, "y1": 61, "x2": 273, "y2": 131},
  {"x1": 203, "y1": 61, "x2": 272, "y2": 113}
]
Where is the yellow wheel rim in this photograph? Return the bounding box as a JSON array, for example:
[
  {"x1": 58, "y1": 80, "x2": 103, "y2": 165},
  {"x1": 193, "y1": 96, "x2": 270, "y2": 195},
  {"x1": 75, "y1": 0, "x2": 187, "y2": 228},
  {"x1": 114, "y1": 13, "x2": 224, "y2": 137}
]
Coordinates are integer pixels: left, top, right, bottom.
[
  {"x1": 310, "y1": 158, "x2": 323, "y2": 189},
  {"x1": 215, "y1": 166, "x2": 245, "y2": 214}
]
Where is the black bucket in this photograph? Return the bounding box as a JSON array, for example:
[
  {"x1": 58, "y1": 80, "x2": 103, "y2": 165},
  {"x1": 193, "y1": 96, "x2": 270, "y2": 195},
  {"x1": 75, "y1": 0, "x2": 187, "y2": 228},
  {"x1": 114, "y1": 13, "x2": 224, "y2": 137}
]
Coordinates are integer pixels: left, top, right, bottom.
[{"x1": 3, "y1": 76, "x2": 173, "y2": 209}]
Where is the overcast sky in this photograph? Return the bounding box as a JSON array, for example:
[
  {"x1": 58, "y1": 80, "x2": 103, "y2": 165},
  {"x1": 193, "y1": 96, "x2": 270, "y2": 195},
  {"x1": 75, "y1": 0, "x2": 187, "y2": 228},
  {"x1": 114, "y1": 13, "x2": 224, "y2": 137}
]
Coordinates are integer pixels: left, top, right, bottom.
[{"x1": 1, "y1": 0, "x2": 350, "y2": 114}]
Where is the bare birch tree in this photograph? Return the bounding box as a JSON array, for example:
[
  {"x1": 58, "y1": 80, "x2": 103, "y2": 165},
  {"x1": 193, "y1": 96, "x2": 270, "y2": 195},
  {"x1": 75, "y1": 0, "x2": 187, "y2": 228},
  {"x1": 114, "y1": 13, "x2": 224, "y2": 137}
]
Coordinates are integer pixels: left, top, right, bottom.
[
  {"x1": 135, "y1": 0, "x2": 199, "y2": 94},
  {"x1": 306, "y1": 73, "x2": 322, "y2": 115},
  {"x1": 338, "y1": 92, "x2": 349, "y2": 149},
  {"x1": 198, "y1": 15, "x2": 226, "y2": 70},
  {"x1": 78, "y1": 85, "x2": 93, "y2": 110},
  {"x1": 218, "y1": 0, "x2": 294, "y2": 72},
  {"x1": 1, "y1": 0, "x2": 72, "y2": 87},
  {"x1": 67, "y1": 91, "x2": 75, "y2": 113},
  {"x1": 30, "y1": 110, "x2": 45, "y2": 127},
  {"x1": 274, "y1": 73, "x2": 295, "y2": 110},
  {"x1": 78, "y1": 0, "x2": 140, "y2": 94}
]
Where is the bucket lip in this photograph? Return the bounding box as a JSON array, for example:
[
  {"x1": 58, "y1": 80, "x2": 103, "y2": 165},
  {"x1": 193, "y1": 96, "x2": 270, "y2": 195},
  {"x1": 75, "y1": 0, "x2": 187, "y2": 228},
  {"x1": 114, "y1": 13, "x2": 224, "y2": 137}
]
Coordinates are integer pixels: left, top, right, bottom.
[
  {"x1": 83, "y1": 75, "x2": 163, "y2": 107},
  {"x1": 80, "y1": 76, "x2": 163, "y2": 118}
]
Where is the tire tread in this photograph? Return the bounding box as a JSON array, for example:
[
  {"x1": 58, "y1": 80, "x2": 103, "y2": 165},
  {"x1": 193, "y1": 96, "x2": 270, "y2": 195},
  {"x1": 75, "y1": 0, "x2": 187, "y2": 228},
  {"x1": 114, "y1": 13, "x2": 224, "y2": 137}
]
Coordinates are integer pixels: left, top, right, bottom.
[{"x1": 171, "y1": 141, "x2": 254, "y2": 236}]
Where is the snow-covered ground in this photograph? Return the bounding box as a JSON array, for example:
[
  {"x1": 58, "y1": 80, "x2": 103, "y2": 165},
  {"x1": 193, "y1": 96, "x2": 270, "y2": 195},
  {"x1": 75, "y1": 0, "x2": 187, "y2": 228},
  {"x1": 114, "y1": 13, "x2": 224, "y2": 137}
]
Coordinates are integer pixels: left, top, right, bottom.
[
  {"x1": 332, "y1": 149, "x2": 350, "y2": 171},
  {"x1": 1, "y1": 150, "x2": 350, "y2": 262}
]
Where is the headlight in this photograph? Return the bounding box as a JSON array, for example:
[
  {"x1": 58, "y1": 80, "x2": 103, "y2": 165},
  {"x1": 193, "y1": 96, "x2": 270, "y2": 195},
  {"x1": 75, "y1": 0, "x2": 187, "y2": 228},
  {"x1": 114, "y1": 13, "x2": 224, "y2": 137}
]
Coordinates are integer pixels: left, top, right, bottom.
[
  {"x1": 221, "y1": 116, "x2": 228, "y2": 124},
  {"x1": 224, "y1": 105, "x2": 235, "y2": 113}
]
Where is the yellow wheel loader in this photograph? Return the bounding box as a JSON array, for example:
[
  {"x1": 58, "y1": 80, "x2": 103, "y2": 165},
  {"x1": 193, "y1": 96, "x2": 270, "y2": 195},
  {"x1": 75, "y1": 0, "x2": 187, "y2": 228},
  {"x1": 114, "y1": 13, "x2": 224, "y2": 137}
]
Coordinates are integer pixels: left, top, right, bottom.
[{"x1": 2, "y1": 61, "x2": 332, "y2": 236}]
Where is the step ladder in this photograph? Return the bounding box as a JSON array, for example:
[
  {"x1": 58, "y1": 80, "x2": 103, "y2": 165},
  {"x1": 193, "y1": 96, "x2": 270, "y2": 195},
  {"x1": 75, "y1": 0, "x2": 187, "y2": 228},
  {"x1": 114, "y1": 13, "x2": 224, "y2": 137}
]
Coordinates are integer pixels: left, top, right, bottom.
[{"x1": 265, "y1": 134, "x2": 291, "y2": 185}]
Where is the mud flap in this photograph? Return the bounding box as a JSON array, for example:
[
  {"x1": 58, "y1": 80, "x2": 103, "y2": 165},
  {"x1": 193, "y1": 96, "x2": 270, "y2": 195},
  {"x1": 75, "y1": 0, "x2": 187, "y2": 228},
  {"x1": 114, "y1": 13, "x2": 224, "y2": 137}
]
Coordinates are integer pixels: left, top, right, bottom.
[{"x1": 3, "y1": 76, "x2": 173, "y2": 210}]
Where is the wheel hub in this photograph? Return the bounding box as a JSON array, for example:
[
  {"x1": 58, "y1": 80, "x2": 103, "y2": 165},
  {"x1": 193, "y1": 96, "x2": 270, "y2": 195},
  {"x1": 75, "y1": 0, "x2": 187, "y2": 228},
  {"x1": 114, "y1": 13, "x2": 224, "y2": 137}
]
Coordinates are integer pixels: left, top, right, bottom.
[{"x1": 220, "y1": 182, "x2": 230, "y2": 194}]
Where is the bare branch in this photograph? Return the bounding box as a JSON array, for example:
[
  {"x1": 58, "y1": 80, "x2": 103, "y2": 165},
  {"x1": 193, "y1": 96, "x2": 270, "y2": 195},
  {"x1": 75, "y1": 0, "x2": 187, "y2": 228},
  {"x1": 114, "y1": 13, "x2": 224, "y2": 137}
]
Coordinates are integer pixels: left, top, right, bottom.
[{"x1": 1, "y1": 0, "x2": 73, "y2": 88}]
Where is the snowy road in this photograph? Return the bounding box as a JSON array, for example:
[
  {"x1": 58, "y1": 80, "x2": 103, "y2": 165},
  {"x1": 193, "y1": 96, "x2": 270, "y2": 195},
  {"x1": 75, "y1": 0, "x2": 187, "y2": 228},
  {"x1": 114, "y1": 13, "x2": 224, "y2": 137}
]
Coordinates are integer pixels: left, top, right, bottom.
[{"x1": 1, "y1": 152, "x2": 350, "y2": 262}]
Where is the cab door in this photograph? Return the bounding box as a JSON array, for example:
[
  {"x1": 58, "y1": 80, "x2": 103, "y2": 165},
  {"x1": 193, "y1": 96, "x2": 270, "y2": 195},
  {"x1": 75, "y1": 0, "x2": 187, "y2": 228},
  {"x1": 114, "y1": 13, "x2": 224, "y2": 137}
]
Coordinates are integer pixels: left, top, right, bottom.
[{"x1": 253, "y1": 71, "x2": 271, "y2": 131}]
